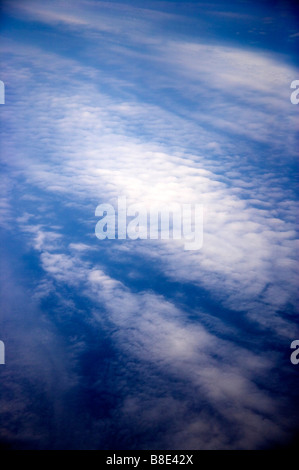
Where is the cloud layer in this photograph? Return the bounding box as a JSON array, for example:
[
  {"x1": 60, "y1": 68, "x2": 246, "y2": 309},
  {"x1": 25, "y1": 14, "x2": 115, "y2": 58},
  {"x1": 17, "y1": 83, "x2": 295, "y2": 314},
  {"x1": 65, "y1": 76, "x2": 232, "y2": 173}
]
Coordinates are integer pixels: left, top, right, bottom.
[{"x1": 0, "y1": 0, "x2": 298, "y2": 450}]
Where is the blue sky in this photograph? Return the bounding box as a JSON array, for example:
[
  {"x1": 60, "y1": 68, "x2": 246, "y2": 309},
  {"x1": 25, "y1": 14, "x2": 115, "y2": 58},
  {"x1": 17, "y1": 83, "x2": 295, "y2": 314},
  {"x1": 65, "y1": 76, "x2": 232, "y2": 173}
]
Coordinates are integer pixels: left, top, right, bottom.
[{"x1": 0, "y1": 0, "x2": 298, "y2": 450}]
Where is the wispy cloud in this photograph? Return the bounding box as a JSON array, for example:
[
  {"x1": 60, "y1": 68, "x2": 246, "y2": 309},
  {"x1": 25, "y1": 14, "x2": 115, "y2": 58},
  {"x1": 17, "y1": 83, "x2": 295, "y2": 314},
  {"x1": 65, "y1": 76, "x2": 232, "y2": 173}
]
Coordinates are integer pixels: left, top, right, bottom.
[
  {"x1": 21, "y1": 248, "x2": 292, "y2": 449},
  {"x1": 3, "y1": 38, "x2": 297, "y2": 333}
]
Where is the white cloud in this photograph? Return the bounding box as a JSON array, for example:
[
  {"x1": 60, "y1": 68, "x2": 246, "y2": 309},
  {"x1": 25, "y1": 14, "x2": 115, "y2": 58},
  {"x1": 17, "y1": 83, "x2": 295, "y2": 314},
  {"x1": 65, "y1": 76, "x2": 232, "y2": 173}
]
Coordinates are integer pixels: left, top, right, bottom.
[
  {"x1": 29, "y1": 250, "x2": 292, "y2": 448},
  {"x1": 69, "y1": 242, "x2": 96, "y2": 252},
  {"x1": 1, "y1": 36, "x2": 297, "y2": 336},
  {"x1": 1, "y1": 2, "x2": 298, "y2": 448}
]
